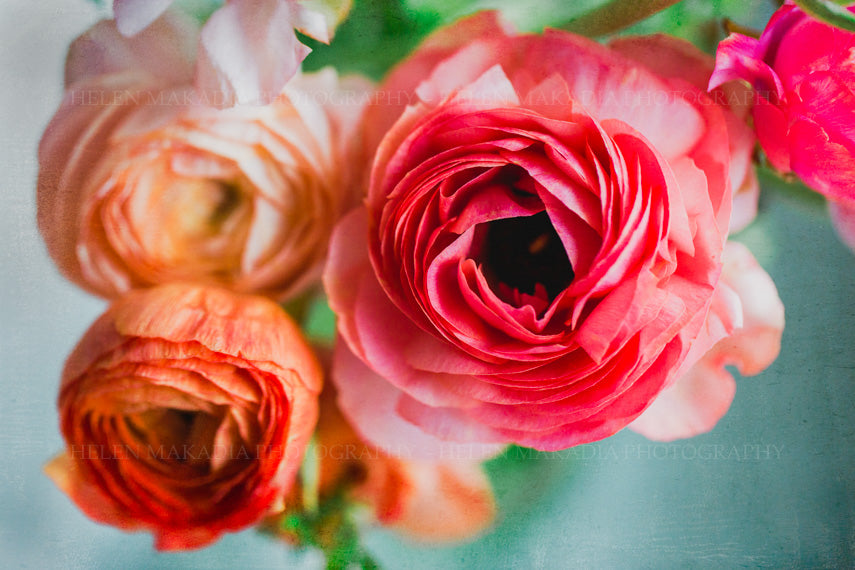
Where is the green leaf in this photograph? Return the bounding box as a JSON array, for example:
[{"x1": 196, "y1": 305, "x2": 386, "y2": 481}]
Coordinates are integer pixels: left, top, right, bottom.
[
  {"x1": 174, "y1": 0, "x2": 224, "y2": 24},
  {"x1": 406, "y1": 0, "x2": 603, "y2": 32},
  {"x1": 793, "y1": 0, "x2": 855, "y2": 32},
  {"x1": 301, "y1": 0, "x2": 442, "y2": 80},
  {"x1": 300, "y1": 437, "x2": 321, "y2": 514},
  {"x1": 560, "y1": 0, "x2": 685, "y2": 37},
  {"x1": 264, "y1": 471, "x2": 381, "y2": 568},
  {"x1": 303, "y1": 294, "x2": 337, "y2": 343}
]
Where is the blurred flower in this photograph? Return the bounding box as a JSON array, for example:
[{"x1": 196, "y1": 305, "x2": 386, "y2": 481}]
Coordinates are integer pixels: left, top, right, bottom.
[
  {"x1": 829, "y1": 199, "x2": 855, "y2": 253},
  {"x1": 711, "y1": 1, "x2": 855, "y2": 250},
  {"x1": 113, "y1": 0, "x2": 353, "y2": 107},
  {"x1": 630, "y1": 241, "x2": 784, "y2": 440},
  {"x1": 45, "y1": 284, "x2": 322, "y2": 550},
  {"x1": 277, "y1": 384, "x2": 496, "y2": 543},
  {"x1": 326, "y1": 12, "x2": 769, "y2": 451},
  {"x1": 38, "y1": 13, "x2": 365, "y2": 301}
]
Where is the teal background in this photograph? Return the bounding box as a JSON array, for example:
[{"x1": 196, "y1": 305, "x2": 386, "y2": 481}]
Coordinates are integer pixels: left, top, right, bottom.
[{"x1": 1, "y1": 0, "x2": 853, "y2": 566}]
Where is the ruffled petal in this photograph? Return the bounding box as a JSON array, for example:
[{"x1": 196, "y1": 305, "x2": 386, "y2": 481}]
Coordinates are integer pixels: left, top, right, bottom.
[
  {"x1": 630, "y1": 242, "x2": 783, "y2": 440},
  {"x1": 195, "y1": 0, "x2": 310, "y2": 108},
  {"x1": 66, "y1": 11, "x2": 196, "y2": 87}
]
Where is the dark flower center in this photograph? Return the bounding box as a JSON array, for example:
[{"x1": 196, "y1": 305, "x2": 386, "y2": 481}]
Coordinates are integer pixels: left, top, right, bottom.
[
  {"x1": 483, "y1": 210, "x2": 574, "y2": 300},
  {"x1": 124, "y1": 407, "x2": 224, "y2": 468}
]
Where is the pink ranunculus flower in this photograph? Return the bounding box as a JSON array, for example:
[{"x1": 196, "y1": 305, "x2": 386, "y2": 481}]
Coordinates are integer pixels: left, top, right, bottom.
[
  {"x1": 711, "y1": 1, "x2": 855, "y2": 250},
  {"x1": 38, "y1": 13, "x2": 365, "y2": 301},
  {"x1": 113, "y1": 0, "x2": 353, "y2": 107},
  {"x1": 325, "y1": 12, "x2": 779, "y2": 452},
  {"x1": 45, "y1": 284, "x2": 323, "y2": 550}
]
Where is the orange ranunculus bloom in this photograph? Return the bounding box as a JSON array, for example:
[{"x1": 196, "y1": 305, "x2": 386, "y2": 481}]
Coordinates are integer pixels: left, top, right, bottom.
[{"x1": 45, "y1": 284, "x2": 322, "y2": 550}]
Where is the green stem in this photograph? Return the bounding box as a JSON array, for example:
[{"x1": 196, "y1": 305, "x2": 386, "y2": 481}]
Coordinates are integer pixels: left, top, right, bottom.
[
  {"x1": 282, "y1": 289, "x2": 318, "y2": 327},
  {"x1": 793, "y1": 0, "x2": 855, "y2": 32},
  {"x1": 300, "y1": 437, "x2": 320, "y2": 514},
  {"x1": 560, "y1": 0, "x2": 685, "y2": 37}
]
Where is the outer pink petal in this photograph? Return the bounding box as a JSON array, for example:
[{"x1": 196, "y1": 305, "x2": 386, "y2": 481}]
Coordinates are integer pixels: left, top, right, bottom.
[
  {"x1": 113, "y1": 0, "x2": 174, "y2": 37},
  {"x1": 66, "y1": 12, "x2": 196, "y2": 87},
  {"x1": 608, "y1": 35, "x2": 761, "y2": 233},
  {"x1": 195, "y1": 0, "x2": 310, "y2": 108},
  {"x1": 609, "y1": 34, "x2": 715, "y2": 92},
  {"x1": 326, "y1": 211, "x2": 505, "y2": 457},
  {"x1": 332, "y1": 340, "x2": 503, "y2": 460},
  {"x1": 361, "y1": 11, "x2": 514, "y2": 158},
  {"x1": 829, "y1": 198, "x2": 855, "y2": 254},
  {"x1": 630, "y1": 241, "x2": 784, "y2": 440}
]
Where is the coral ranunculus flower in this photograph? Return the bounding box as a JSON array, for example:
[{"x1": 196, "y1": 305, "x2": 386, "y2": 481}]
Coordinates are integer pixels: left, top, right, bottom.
[
  {"x1": 45, "y1": 284, "x2": 322, "y2": 550},
  {"x1": 38, "y1": 13, "x2": 363, "y2": 301},
  {"x1": 326, "y1": 12, "x2": 781, "y2": 451}
]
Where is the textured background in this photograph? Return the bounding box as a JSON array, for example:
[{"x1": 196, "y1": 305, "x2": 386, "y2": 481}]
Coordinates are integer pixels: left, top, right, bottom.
[{"x1": 2, "y1": 0, "x2": 854, "y2": 567}]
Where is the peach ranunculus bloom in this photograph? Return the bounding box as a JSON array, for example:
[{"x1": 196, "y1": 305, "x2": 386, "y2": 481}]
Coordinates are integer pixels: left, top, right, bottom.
[
  {"x1": 45, "y1": 284, "x2": 323, "y2": 550},
  {"x1": 325, "y1": 12, "x2": 783, "y2": 452},
  {"x1": 38, "y1": 12, "x2": 365, "y2": 301},
  {"x1": 113, "y1": 0, "x2": 353, "y2": 107}
]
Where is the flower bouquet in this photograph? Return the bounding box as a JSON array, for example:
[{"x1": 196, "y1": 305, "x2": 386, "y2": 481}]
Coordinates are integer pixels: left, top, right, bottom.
[{"x1": 7, "y1": 0, "x2": 855, "y2": 566}]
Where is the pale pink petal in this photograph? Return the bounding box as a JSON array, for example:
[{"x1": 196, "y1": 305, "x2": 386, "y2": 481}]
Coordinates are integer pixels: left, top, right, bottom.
[
  {"x1": 66, "y1": 12, "x2": 196, "y2": 87},
  {"x1": 528, "y1": 31, "x2": 706, "y2": 162},
  {"x1": 630, "y1": 241, "x2": 783, "y2": 440},
  {"x1": 332, "y1": 340, "x2": 504, "y2": 461},
  {"x1": 610, "y1": 34, "x2": 714, "y2": 90},
  {"x1": 113, "y1": 0, "x2": 174, "y2": 37},
  {"x1": 292, "y1": 3, "x2": 331, "y2": 43},
  {"x1": 829, "y1": 198, "x2": 855, "y2": 254},
  {"x1": 195, "y1": 0, "x2": 310, "y2": 108},
  {"x1": 730, "y1": 169, "x2": 759, "y2": 234},
  {"x1": 611, "y1": 34, "x2": 759, "y2": 218},
  {"x1": 296, "y1": 0, "x2": 353, "y2": 43}
]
